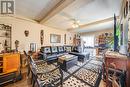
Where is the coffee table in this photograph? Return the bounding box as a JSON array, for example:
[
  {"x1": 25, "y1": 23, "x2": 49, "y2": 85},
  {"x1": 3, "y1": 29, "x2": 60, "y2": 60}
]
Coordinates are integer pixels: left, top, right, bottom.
[{"x1": 58, "y1": 54, "x2": 78, "y2": 71}]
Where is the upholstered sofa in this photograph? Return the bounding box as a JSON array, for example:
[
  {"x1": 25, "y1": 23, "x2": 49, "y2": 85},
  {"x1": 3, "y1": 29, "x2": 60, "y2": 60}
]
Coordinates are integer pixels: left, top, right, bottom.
[
  {"x1": 40, "y1": 46, "x2": 90, "y2": 62},
  {"x1": 69, "y1": 46, "x2": 90, "y2": 62}
]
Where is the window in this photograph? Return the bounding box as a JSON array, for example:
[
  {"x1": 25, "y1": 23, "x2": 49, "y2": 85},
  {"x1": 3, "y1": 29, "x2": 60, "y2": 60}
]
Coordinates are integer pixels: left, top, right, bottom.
[{"x1": 82, "y1": 35, "x2": 95, "y2": 47}]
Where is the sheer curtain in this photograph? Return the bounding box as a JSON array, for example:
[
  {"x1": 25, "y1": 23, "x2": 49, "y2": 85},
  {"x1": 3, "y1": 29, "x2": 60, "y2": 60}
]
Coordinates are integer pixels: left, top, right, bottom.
[
  {"x1": 81, "y1": 35, "x2": 96, "y2": 57},
  {"x1": 82, "y1": 35, "x2": 95, "y2": 47}
]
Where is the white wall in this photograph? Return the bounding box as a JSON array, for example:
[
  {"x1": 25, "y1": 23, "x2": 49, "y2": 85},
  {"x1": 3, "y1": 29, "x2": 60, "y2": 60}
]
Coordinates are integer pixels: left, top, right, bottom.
[{"x1": 0, "y1": 16, "x2": 75, "y2": 52}]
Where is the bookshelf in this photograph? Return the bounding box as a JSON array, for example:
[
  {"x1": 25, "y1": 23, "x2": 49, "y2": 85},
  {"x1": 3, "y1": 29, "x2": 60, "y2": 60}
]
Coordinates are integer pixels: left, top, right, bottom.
[
  {"x1": 73, "y1": 34, "x2": 81, "y2": 46},
  {"x1": 0, "y1": 24, "x2": 12, "y2": 51},
  {"x1": 95, "y1": 33, "x2": 113, "y2": 55}
]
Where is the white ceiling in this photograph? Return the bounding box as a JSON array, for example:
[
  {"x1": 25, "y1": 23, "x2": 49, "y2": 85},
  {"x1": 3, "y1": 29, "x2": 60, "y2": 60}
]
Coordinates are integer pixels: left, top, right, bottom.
[
  {"x1": 15, "y1": 0, "x2": 61, "y2": 21},
  {"x1": 44, "y1": 0, "x2": 122, "y2": 32},
  {"x1": 14, "y1": 0, "x2": 122, "y2": 33},
  {"x1": 74, "y1": 21, "x2": 114, "y2": 33}
]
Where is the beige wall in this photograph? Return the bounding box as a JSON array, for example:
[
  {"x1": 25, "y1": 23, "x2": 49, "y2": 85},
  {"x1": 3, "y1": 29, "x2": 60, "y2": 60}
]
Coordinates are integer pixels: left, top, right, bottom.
[
  {"x1": 0, "y1": 16, "x2": 74, "y2": 52},
  {"x1": 81, "y1": 29, "x2": 113, "y2": 36}
]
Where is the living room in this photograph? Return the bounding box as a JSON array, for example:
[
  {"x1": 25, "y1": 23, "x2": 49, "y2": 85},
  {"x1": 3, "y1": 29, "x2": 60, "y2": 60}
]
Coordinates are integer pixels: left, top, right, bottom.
[{"x1": 0, "y1": 0, "x2": 130, "y2": 87}]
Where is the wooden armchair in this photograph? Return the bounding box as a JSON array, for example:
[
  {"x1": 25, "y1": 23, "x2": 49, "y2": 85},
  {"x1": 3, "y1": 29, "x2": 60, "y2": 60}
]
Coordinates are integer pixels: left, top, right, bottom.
[{"x1": 103, "y1": 62, "x2": 126, "y2": 87}]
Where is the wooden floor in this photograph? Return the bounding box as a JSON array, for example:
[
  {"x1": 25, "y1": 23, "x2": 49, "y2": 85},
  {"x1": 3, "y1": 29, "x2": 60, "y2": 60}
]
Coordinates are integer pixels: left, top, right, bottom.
[{"x1": 4, "y1": 67, "x2": 32, "y2": 87}]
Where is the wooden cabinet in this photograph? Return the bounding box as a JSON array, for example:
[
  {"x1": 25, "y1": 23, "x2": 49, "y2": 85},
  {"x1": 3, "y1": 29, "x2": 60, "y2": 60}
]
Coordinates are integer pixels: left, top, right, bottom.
[
  {"x1": 127, "y1": 58, "x2": 130, "y2": 87},
  {"x1": 104, "y1": 51, "x2": 130, "y2": 87},
  {"x1": 0, "y1": 53, "x2": 20, "y2": 75},
  {"x1": 0, "y1": 56, "x2": 3, "y2": 73}
]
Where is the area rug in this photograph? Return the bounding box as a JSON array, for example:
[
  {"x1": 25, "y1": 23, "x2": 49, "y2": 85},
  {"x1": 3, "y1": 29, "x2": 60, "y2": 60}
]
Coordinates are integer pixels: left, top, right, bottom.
[
  {"x1": 83, "y1": 63, "x2": 102, "y2": 73},
  {"x1": 89, "y1": 59, "x2": 103, "y2": 66},
  {"x1": 62, "y1": 76, "x2": 90, "y2": 87},
  {"x1": 35, "y1": 58, "x2": 103, "y2": 87},
  {"x1": 58, "y1": 58, "x2": 103, "y2": 87},
  {"x1": 76, "y1": 60, "x2": 89, "y2": 66},
  {"x1": 74, "y1": 68, "x2": 99, "y2": 87},
  {"x1": 62, "y1": 70, "x2": 70, "y2": 79},
  {"x1": 67, "y1": 65, "x2": 80, "y2": 74}
]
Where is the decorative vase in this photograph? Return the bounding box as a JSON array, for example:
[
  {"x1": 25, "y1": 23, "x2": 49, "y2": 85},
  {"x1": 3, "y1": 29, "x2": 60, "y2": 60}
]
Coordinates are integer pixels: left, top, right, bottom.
[{"x1": 15, "y1": 40, "x2": 19, "y2": 51}]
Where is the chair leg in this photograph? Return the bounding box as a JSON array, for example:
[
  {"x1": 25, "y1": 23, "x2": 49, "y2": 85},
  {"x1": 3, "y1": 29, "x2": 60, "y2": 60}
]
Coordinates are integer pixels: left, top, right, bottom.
[
  {"x1": 27, "y1": 67, "x2": 30, "y2": 77},
  {"x1": 32, "y1": 80, "x2": 35, "y2": 87},
  {"x1": 31, "y1": 72, "x2": 33, "y2": 84},
  {"x1": 60, "y1": 78, "x2": 63, "y2": 87}
]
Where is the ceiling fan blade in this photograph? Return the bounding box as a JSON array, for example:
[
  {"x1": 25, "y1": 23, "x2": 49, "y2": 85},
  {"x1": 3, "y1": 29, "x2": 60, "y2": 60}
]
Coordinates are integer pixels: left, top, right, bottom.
[{"x1": 59, "y1": 12, "x2": 74, "y2": 20}]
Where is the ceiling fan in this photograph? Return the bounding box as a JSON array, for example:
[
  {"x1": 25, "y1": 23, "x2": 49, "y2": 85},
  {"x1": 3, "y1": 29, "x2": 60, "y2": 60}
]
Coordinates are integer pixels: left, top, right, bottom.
[
  {"x1": 59, "y1": 12, "x2": 80, "y2": 28},
  {"x1": 72, "y1": 19, "x2": 80, "y2": 28},
  {"x1": 58, "y1": 0, "x2": 95, "y2": 28}
]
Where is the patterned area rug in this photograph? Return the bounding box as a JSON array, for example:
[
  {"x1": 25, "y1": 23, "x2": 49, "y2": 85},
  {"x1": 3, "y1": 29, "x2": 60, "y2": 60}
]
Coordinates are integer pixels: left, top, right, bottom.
[
  {"x1": 59, "y1": 59, "x2": 103, "y2": 87},
  {"x1": 62, "y1": 70, "x2": 70, "y2": 79},
  {"x1": 89, "y1": 60, "x2": 103, "y2": 66},
  {"x1": 35, "y1": 58, "x2": 103, "y2": 87},
  {"x1": 83, "y1": 63, "x2": 102, "y2": 73},
  {"x1": 74, "y1": 68, "x2": 99, "y2": 86},
  {"x1": 67, "y1": 65, "x2": 80, "y2": 74},
  {"x1": 62, "y1": 76, "x2": 90, "y2": 87},
  {"x1": 76, "y1": 60, "x2": 89, "y2": 66}
]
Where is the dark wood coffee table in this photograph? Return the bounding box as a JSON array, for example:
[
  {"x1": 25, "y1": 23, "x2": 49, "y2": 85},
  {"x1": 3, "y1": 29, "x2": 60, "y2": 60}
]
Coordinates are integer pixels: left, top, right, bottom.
[{"x1": 58, "y1": 54, "x2": 78, "y2": 71}]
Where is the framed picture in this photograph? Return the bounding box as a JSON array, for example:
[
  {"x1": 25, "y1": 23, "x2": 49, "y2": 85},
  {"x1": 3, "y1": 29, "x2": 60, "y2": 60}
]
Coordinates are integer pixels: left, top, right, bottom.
[
  {"x1": 30, "y1": 43, "x2": 36, "y2": 52},
  {"x1": 40, "y1": 30, "x2": 44, "y2": 45},
  {"x1": 50, "y1": 34, "x2": 61, "y2": 43},
  {"x1": 64, "y1": 34, "x2": 66, "y2": 44}
]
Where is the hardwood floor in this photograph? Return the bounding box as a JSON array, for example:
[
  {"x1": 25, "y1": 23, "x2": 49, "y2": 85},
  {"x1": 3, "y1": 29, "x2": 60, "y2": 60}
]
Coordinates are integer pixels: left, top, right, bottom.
[{"x1": 5, "y1": 74, "x2": 31, "y2": 87}]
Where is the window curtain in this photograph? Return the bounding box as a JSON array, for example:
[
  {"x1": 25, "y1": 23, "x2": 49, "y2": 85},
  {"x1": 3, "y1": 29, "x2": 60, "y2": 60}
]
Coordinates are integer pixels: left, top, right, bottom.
[{"x1": 82, "y1": 35, "x2": 95, "y2": 47}]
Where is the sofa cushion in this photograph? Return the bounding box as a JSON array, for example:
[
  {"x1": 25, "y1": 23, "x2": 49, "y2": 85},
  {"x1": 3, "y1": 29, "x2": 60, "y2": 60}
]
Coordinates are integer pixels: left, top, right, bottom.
[
  {"x1": 41, "y1": 46, "x2": 51, "y2": 54},
  {"x1": 69, "y1": 52, "x2": 84, "y2": 57},
  {"x1": 65, "y1": 46, "x2": 72, "y2": 52},
  {"x1": 72, "y1": 46, "x2": 82, "y2": 53},
  {"x1": 51, "y1": 46, "x2": 58, "y2": 53},
  {"x1": 57, "y1": 46, "x2": 64, "y2": 53},
  {"x1": 69, "y1": 52, "x2": 90, "y2": 59}
]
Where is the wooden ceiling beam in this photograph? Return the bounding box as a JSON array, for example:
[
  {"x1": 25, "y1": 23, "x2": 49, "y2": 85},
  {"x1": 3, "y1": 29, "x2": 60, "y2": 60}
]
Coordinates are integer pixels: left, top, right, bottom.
[
  {"x1": 67, "y1": 16, "x2": 119, "y2": 31},
  {"x1": 40, "y1": 0, "x2": 75, "y2": 23}
]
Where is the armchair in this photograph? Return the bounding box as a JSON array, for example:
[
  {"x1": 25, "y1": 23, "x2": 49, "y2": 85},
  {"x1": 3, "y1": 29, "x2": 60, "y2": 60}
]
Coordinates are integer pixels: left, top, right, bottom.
[
  {"x1": 103, "y1": 62, "x2": 126, "y2": 87},
  {"x1": 30, "y1": 58, "x2": 63, "y2": 87}
]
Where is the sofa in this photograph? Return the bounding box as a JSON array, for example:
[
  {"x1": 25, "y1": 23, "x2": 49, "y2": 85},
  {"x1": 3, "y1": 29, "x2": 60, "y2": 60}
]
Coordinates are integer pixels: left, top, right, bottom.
[
  {"x1": 39, "y1": 46, "x2": 90, "y2": 62},
  {"x1": 68, "y1": 46, "x2": 90, "y2": 62}
]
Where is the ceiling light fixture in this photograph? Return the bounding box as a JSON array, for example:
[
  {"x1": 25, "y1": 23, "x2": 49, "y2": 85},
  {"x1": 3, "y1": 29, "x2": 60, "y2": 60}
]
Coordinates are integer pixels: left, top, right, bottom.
[{"x1": 72, "y1": 20, "x2": 80, "y2": 28}]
